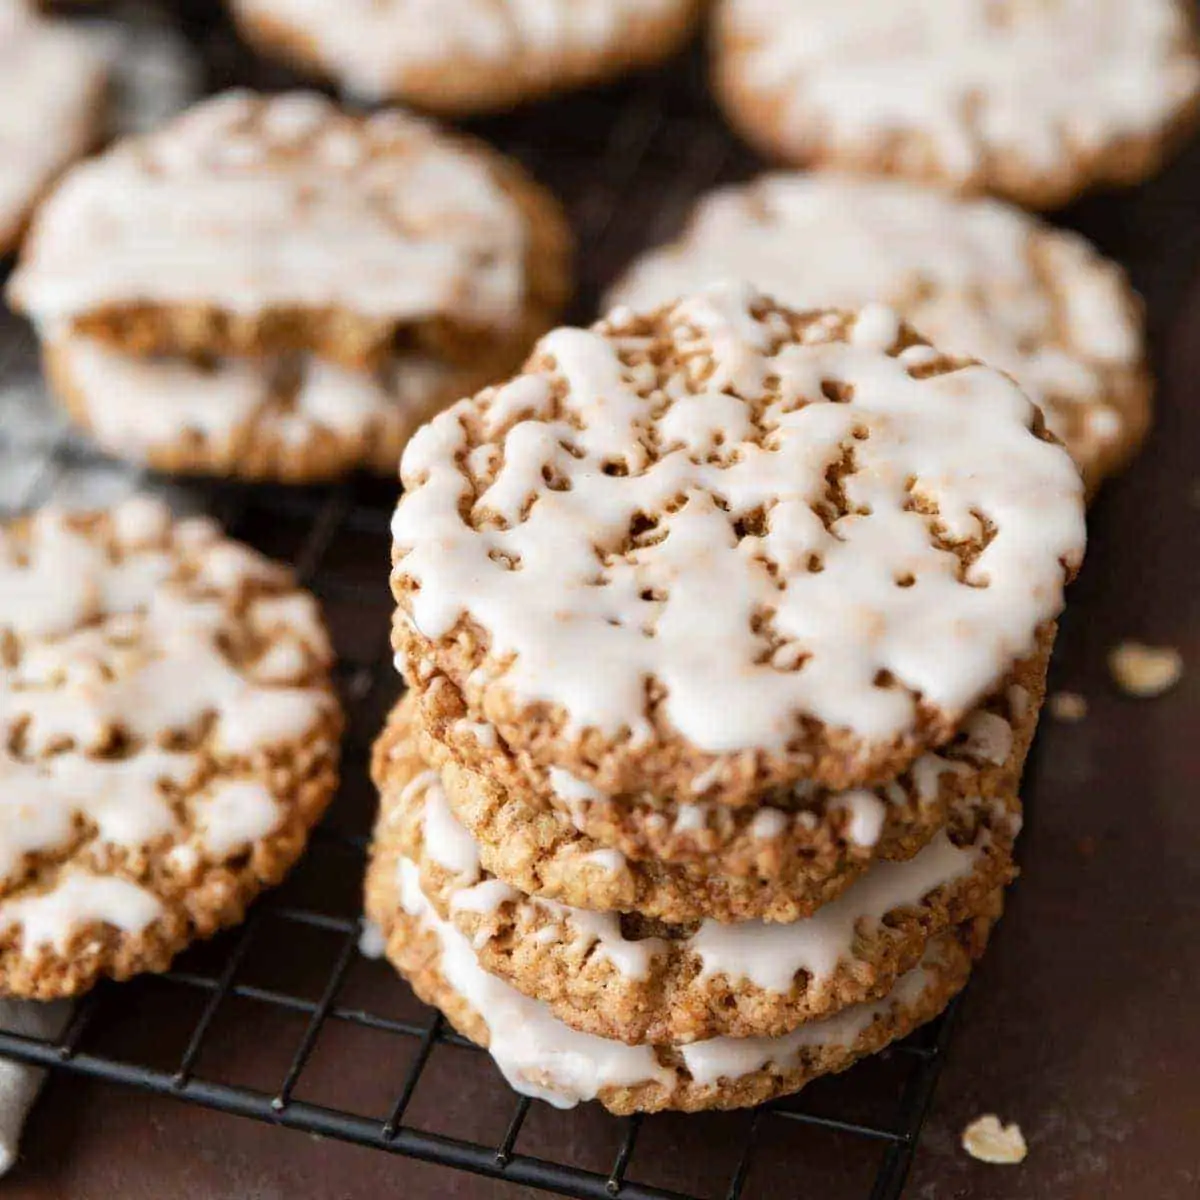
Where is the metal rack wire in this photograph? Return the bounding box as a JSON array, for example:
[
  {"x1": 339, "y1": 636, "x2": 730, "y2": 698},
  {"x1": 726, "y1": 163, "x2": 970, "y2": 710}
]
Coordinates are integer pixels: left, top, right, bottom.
[{"x1": 0, "y1": 10, "x2": 965, "y2": 1198}]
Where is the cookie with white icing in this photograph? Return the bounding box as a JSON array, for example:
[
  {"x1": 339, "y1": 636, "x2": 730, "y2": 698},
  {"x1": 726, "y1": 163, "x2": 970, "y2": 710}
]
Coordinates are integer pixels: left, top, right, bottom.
[
  {"x1": 379, "y1": 688, "x2": 1007, "y2": 925},
  {"x1": 0, "y1": 2, "x2": 110, "y2": 255},
  {"x1": 391, "y1": 285, "x2": 1086, "y2": 803},
  {"x1": 0, "y1": 497, "x2": 342, "y2": 998},
  {"x1": 713, "y1": 0, "x2": 1200, "y2": 209},
  {"x1": 230, "y1": 0, "x2": 701, "y2": 115},
  {"x1": 41, "y1": 337, "x2": 523, "y2": 484},
  {"x1": 378, "y1": 725, "x2": 1016, "y2": 1044},
  {"x1": 365, "y1": 811, "x2": 996, "y2": 1113},
  {"x1": 608, "y1": 175, "x2": 1152, "y2": 495},
  {"x1": 7, "y1": 90, "x2": 572, "y2": 371},
  {"x1": 410, "y1": 657, "x2": 1043, "y2": 886}
]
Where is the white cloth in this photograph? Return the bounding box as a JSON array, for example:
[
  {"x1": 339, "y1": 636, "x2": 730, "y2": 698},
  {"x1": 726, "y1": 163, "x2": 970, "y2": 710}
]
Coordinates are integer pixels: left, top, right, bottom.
[{"x1": 0, "y1": 1000, "x2": 72, "y2": 1175}]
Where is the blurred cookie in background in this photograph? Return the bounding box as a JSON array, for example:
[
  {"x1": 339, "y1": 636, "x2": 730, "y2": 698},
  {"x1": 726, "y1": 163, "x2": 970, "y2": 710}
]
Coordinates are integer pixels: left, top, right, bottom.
[
  {"x1": 6, "y1": 89, "x2": 573, "y2": 482},
  {"x1": 229, "y1": 0, "x2": 702, "y2": 114},
  {"x1": 0, "y1": 0, "x2": 110, "y2": 255},
  {"x1": 608, "y1": 174, "x2": 1151, "y2": 495},
  {"x1": 713, "y1": 0, "x2": 1200, "y2": 209}
]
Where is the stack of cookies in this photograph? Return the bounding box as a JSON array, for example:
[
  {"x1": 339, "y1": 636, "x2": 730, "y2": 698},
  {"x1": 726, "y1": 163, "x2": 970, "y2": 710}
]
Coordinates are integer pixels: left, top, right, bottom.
[
  {"x1": 6, "y1": 89, "x2": 571, "y2": 484},
  {"x1": 370, "y1": 282, "x2": 1087, "y2": 1113}
]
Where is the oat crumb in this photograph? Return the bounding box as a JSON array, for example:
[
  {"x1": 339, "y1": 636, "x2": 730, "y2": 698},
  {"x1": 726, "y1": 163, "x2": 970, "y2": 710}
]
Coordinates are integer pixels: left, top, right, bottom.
[
  {"x1": 1049, "y1": 691, "x2": 1088, "y2": 721},
  {"x1": 962, "y1": 1114, "x2": 1028, "y2": 1164},
  {"x1": 1108, "y1": 642, "x2": 1183, "y2": 698}
]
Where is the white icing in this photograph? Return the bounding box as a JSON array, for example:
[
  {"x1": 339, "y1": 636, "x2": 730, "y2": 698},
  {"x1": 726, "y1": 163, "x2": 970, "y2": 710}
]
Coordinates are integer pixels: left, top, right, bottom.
[
  {"x1": 419, "y1": 768, "x2": 983, "y2": 997},
  {"x1": 358, "y1": 919, "x2": 386, "y2": 959},
  {"x1": 419, "y1": 775, "x2": 662, "y2": 977},
  {"x1": 193, "y1": 779, "x2": 283, "y2": 858},
  {"x1": 9, "y1": 91, "x2": 527, "y2": 333},
  {"x1": 451, "y1": 718, "x2": 499, "y2": 750},
  {"x1": 583, "y1": 849, "x2": 627, "y2": 875},
  {"x1": 830, "y1": 790, "x2": 886, "y2": 848},
  {"x1": 911, "y1": 753, "x2": 971, "y2": 803},
  {"x1": 394, "y1": 282, "x2": 1085, "y2": 754},
  {"x1": 958, "y1": 711, "x2": 1015, "y2": 766},
  {"x1": 0, "y1": 871, "x2": 162, "y2": 953},
  {"x1": 672, "y1": 803, "x2": 709, "y2": 834},
  {"x1": 0, "y1": 747, "x2": 193, "y2": 884},
  {"x1": 398, "y1": 853, "x2": 946, "y2": 1106},
  {"x1": 398, "y1": 858, "x2": 669, "y2": 1109},
  {"x1": 452, "y1": 878, "x2": 663, "y2": 981},
  {"x1": 547, "y1": 766, "x2": 605, "y2": 830},
  {"x1": 678, "y1": 961, "x2": 929, "y2": 1087},
  {"x1": 0, "y1": 7, "x2": 108, "y2": 241},
  {"x1": 688, "y1": 828, "x2": 978, "y2": 991},
  {"x1": 748, "y1": 807, "x2": 788, "y2": 840},
  {"x1": 231, "y1": 0, "x2": 686, "y2": 100},
  {"x1": 0, "y1": 502, "x2": 333, "y2": 758},
  {"x1": 608, "y1": 173, "x2": 1142, "y2": 461},
  {"x1": 721, "y1": 0, "x2": 1200, "y2": 183},
  {"x1": 420, "y1": 774, "x2": 482, "y2": 879},
  {"x1": 688, "y1": 760, "x2": 726, "y2": 795}
]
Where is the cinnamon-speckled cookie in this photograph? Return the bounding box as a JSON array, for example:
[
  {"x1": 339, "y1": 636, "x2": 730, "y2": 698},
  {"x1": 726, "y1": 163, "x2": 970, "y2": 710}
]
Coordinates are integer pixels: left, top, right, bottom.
[
  {"x1": 408, "y1": 654, "x2": 1043, "y2": 886},
  {"x1": 8, "y1": 90, "x2": 572, "y2": 371},
  {"x1": 713, "y1": 0, "x2": 1200, "y2": 209},
  {"x1": 0, "y1": 496, "x2": 342, "y2": 998},
  {"x1": 608, "y1": 175, "x2": 1152, "y2": 494},
  {"x1": 230, "y1": 0, "x2": 701, "y2": 115},
  {"x1": 376, "y1": 722, "x2": 1016, "y2": 1044},
  {"x1": 0, "y1": 3, "x2": 109, "y2": 255},
  {"x1": 376, "y1": 691, "x2": 1006, "y2": 926},
  {"x1": 365, "y1": 812, "x2": 996, "y2": 1114},
  {"x1": 391, "y1": 285, "x2": 1085, "y2": 804}
]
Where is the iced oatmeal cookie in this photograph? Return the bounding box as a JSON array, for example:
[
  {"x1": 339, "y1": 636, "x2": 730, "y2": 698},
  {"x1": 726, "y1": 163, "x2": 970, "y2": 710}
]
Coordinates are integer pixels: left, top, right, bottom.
[
  {"x1": 391, "y1": 284, "x2": 1085, "y2": 803},
  {"x1": 0, "y1": 496, "x2": 342, "y2": 997}
]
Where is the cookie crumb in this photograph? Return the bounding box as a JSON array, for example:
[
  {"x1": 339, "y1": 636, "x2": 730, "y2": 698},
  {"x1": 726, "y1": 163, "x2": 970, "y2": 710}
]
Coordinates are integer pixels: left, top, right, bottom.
[
  {"x1": 962, "y1": 1114, "x2": 1027, "y2": 1164},
  {"x1": 1108, "y1": 642, "x2": 1183, "y2": 698},
  {"x1": 1049, "y1": 691, "x2": 1088, "y2": 722}
]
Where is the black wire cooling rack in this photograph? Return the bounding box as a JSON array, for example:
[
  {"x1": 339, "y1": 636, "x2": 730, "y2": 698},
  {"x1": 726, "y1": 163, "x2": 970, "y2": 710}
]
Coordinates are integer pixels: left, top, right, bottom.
[{"x1": 0, "y1": 9, "x2": 967, "y2": 1198}]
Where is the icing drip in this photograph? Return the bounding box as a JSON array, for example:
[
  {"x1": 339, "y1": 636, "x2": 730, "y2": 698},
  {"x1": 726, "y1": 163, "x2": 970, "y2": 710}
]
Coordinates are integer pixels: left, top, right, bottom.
[{"x1": 397, "y1": 853, "x2": 948, "y2": 1105}]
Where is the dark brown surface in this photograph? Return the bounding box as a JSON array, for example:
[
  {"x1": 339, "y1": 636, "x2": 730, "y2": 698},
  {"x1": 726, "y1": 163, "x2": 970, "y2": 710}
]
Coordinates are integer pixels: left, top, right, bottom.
[{"x1": 3, "y1": 4, "x2": 1200, "y2": 1198}]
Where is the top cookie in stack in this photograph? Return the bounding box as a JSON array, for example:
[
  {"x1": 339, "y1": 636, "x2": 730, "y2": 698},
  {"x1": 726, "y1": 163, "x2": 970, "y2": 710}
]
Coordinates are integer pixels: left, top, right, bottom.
[
  {"x1": 7, "y1": 89, "x2": 572, "y2": 483},
  {"x1": 391, "y1": 282, "x2": 1084, "y2": 803},
  {"x1": 372, "y1": 283, "x2": 1086, "y2": 1113}
]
